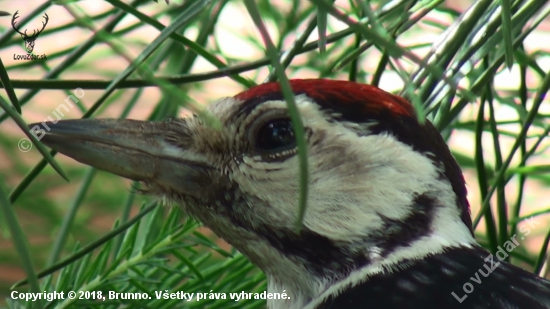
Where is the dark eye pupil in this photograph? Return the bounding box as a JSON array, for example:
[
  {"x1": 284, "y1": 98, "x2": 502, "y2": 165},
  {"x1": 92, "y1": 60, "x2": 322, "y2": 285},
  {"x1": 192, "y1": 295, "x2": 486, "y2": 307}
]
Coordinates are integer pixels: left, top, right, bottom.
[{"x1": 257, "y1": 119, "x2": 295, "y2": 151}]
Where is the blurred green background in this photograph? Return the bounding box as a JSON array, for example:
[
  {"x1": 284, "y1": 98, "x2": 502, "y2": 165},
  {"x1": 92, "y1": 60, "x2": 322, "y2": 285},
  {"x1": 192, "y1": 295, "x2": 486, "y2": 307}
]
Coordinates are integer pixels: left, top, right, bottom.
[{"x1": 1, "y1": 0, "x2": 550, "y2": 308}]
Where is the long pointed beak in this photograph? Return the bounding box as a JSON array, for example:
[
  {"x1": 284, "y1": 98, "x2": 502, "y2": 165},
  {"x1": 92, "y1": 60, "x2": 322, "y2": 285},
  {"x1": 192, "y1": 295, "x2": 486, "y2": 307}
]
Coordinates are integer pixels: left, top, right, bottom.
[{"x1": 30, "y1": 119, "x2": 210, "y2": 192}]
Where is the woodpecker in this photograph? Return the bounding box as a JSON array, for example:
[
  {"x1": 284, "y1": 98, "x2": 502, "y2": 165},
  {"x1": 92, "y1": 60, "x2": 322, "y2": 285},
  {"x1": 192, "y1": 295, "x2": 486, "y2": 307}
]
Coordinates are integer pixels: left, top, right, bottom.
[{"x1": 34, "y1": 79, "x2": 550, "y2": 309}]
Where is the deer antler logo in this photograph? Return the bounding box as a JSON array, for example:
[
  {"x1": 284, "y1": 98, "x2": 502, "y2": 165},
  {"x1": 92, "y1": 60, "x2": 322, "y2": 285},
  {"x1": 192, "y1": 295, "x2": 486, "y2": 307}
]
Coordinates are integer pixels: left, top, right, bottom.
[{"x1": 11, "y1": 10, "x2": 49, "y2": 54}]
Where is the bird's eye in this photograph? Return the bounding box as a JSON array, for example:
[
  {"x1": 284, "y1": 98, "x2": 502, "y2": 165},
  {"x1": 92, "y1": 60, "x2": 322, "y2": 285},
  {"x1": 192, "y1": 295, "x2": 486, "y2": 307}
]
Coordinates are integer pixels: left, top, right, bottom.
[{"x1": 256, "y1": 118, "x2": 296, "y2": 153}]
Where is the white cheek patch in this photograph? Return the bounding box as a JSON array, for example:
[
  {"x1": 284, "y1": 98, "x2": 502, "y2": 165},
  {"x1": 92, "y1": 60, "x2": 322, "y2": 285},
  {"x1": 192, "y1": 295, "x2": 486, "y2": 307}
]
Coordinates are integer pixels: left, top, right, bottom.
[
  {"x1": 227, "y1": 94, "x2": 472, "y2": 229},
  {"x1": 226, "y1": 93, "x2": 474, "y2": 244}
]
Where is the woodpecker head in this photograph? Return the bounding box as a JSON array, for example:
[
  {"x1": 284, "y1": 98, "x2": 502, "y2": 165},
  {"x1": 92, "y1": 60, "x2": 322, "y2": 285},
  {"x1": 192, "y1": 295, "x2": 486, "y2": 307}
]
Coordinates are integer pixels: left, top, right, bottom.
[{"x1": 36, "y1": 79, "x2": 476, "y2": 306}]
